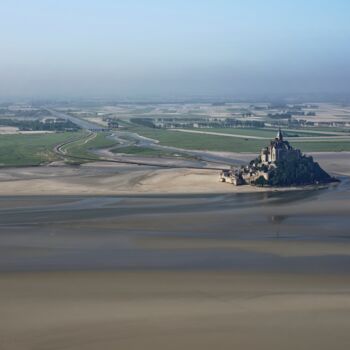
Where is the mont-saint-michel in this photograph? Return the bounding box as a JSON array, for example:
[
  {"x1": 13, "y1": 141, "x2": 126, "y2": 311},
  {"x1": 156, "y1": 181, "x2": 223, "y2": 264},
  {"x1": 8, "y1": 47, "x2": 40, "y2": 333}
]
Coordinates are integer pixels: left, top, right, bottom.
[
  {"x1": 220, "y1": 128, "x2": 338, "y2": 187},
  {"x1": 2, "y1": 1, "x2": 350, "y2": 349},
  {"x1": 1, "y1": 101, "x2": 350, "y2": 350}
]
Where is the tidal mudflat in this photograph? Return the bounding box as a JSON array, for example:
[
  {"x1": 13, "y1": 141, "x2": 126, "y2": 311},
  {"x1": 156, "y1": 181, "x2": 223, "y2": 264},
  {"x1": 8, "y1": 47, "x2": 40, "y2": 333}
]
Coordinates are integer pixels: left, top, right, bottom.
[
  {"x1": 1, "y1": 153, "x2": 350, "y2": 349},
  {"x1": 0, "y1": 180, "x2": 349, "y2": 272}
]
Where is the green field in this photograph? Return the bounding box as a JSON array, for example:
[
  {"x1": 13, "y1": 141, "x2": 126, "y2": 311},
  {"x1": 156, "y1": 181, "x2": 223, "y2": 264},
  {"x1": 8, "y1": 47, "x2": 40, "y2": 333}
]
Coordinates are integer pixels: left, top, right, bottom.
[
  {"x1": 0, "y1": 131, "x2": 120, "y2": 167},
  {"x1": 62, "y1": 132, "x2": 119, "y2": 160},
  {"x1": 1, "y1": 124, "x2": 349, "y2": 168},
  {"x1": 123, "y1": 125, "x2": 269, "y2": 152},
  {"x1": 182, "y1": 127, "x2": 333, "y2": 138},
  {"x1": 299, "y1": 126, "x2": 350, "y2": 133},
  {"x1": 0, "y1": 132, "x2": 80, "y2": 166},
  {"x1": 289, "y1": 141, "x2": 350, "y2": 152},
  {"x1": 123, "y1": 124, "x2": 350, "y2": 153}
]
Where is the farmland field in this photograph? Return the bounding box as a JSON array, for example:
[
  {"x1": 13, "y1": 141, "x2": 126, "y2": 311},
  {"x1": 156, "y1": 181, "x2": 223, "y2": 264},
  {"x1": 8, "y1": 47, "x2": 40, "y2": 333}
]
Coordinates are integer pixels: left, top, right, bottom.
[
  {"x1": 123, "y1": 124, "x2": 350, "y2": 152},
  {"x1": 181, "y1": 127, "x2": 334, "y2": 138},
  {"x1": 62, "y1": 132, "x2": 119, "y2": 160},
  {"x1": 0, "y1": 132, "x2": 79, "y2": 166}
]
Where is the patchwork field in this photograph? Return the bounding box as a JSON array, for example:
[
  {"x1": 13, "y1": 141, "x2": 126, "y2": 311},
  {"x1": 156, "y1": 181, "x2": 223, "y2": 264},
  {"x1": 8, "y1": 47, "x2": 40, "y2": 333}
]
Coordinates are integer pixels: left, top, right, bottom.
[{"x1": 2, "y1": 103, "x2": 350, "y2": 167}]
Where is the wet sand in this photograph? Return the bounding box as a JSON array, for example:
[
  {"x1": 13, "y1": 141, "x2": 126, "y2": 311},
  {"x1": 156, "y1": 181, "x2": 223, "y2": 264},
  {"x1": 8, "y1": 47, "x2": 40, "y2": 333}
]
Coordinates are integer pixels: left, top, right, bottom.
[
  {"x1": 1, "y1": 181, "x2": 350, "y2": 273},
  {"x1": 0, "y1": 165, "x2": 268, "y2": 195},
  {"x1": 2, "y1": 271, "x2": 350, "y2": 350},
  {"x1": 1, "y1": 151, "x2": 350, "y2": 349},
  {"x1": 0, "y1": 151, "x2": 348, "y2": 196}
]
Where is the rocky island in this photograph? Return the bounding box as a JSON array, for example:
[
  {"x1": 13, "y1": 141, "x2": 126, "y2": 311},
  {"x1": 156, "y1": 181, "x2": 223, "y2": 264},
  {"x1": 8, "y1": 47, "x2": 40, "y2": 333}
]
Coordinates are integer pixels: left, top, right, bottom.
[{"x1": 220, "y1": 129, "x2": 339, "y2": 187}]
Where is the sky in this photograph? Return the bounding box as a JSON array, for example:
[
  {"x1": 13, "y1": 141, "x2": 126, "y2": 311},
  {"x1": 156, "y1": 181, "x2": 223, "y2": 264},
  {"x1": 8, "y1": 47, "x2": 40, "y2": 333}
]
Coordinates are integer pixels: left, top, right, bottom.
[{"x1": 0, "y1": 0, "x2": 350, "y2": 100}]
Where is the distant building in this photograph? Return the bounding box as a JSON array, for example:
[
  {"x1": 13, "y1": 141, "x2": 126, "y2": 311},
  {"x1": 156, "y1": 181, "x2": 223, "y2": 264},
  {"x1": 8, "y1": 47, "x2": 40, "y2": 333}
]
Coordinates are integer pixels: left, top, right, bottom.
[{"x1": 219, "y1": 168, "x2": 245, "y2": 185}]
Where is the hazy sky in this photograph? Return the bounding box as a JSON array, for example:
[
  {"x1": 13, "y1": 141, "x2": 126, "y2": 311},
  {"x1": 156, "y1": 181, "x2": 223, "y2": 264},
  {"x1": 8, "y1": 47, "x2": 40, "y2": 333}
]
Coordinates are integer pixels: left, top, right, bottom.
[{"x1": 1, "y1": 0, "x2": 350, "y2": 99}]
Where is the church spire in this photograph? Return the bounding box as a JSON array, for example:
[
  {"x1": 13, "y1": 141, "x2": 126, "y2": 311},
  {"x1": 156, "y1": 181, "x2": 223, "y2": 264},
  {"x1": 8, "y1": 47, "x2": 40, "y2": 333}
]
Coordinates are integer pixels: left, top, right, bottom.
[{"x1": 277, "y1": 128, "x2": 283, "y2": 141}]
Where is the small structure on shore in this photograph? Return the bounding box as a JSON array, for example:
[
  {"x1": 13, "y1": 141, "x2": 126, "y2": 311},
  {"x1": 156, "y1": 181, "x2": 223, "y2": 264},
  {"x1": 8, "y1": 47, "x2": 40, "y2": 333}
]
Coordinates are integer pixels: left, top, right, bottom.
[{"x1": 220, "y1": 129, "x2": 338, "y2": 187}]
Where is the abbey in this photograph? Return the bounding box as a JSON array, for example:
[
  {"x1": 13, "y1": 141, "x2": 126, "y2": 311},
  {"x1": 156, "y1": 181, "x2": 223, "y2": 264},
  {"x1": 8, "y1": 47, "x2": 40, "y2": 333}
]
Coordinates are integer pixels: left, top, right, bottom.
[
  {"x1": 220, "y1": 129, "x2": 335, "y2": 187},
  {"x1": 260, "y1": 129, "x2": 301, "y2": 164}
]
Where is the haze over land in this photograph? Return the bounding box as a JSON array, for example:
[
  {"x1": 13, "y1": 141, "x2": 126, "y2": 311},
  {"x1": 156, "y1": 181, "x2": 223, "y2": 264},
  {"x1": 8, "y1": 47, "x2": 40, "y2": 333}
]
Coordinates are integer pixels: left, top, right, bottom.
[{"x1": 1, "y1": 0, "x2": 350, "y2": 100}]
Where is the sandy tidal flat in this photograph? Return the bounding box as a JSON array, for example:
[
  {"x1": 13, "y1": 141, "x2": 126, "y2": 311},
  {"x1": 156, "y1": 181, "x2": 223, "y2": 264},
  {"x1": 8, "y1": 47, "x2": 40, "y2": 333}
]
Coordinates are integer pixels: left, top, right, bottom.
[
  {"x1": 1, "y1": 151, "x2": 350, "y2": 349},
  {"x1": 0, "y1": 164, "x2": 266, "y2": 195},
  {"x1": 2, "y1": 271, "x2": 350, "y2": 350},
  {"x1": 0, "y1": 151, "x2": 348, "y2": 195}
]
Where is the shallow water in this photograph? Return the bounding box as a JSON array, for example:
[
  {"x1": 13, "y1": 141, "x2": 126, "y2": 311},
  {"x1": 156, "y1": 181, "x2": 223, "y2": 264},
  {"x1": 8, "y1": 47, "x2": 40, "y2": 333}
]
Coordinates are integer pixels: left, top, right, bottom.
[{"x1": 0, "y1": 179, "x2": 349, "y2": 272}]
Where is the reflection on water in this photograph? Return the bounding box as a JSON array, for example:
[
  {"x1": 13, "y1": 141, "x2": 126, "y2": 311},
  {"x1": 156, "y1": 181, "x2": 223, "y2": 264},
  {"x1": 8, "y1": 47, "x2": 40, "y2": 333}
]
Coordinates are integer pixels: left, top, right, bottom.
[
  {"x1": 266, "y1": 215, "x2": 289, "y2": 240},
  {"x1": 268, "y1": 215, "x2": 288, "y2": 224},
  {"x1": 0, "y1": 178, "x2": 349, "y2": 272}
]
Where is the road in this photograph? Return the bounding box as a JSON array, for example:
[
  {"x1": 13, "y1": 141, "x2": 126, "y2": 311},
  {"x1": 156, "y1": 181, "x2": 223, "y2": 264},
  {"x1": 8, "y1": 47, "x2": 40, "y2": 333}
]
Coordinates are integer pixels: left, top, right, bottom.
[
  {"x1": 170, "y1": 128, "x2": 350, "y2": 142},
  {"x1": 46, "y1": 108, "x2": 104, "y2": 131},
  {"x1": 47, "y1": 110, "x2": 247, "y2": 167},
  {"x1": 110, "y1": 130, "x2": 248, "y2": 166},
  {"x1": 54, "y1": 132, "x2": 227, "y2": 170}
]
